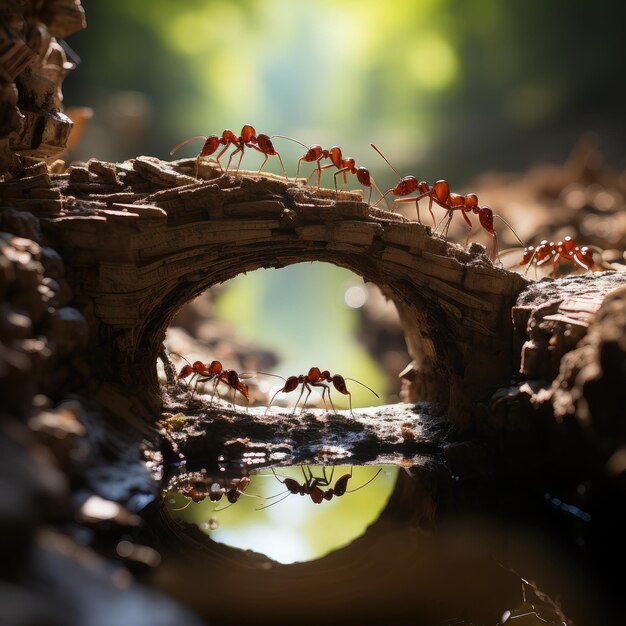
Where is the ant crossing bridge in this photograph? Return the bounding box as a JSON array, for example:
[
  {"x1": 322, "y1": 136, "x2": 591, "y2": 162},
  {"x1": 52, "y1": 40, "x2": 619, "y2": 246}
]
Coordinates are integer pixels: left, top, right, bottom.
[{"x1": 37, "y1": 155, "x2": 528, "y2": 426}]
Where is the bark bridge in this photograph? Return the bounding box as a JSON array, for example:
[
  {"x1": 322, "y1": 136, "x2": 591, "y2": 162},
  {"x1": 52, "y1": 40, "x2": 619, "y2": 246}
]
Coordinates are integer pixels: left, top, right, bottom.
[{"x1": 34, "y1": 156, "x2": 528, "y2": 423}]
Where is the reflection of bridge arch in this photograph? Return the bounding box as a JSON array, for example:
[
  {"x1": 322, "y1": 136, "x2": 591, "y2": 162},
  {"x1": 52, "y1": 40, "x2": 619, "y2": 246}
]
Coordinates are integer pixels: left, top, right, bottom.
[{"x1": 45, "y1": 157, "x2": 527, "y2": 423}]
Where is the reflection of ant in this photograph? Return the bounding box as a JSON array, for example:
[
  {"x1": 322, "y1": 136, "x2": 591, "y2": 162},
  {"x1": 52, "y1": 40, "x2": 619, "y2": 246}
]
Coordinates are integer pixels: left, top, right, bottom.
[
  {"x1": 173, "y1": 354, "x2": 250, "y2": 407},
  {"x1": 370, "y1": 144, "x2": 523, "y2": 260},
  {"x1": 258, "y1": 466, "x2": 382, "y2": 510},
  {"x1": 518, "y1": 237, "x2": 595, "y2": 277},
  {"x1": 170, "y1": 124, "x2": 287, "y2": 178},
  {"x1": 264, "y1": 366, "x2": 379, "y2": 415},
  {"x1": 273, "y1": 135, "x2": 383, "y2": 202},
  {"x1": 176, "y1": 476, "x2": 253, "y2": 512}
]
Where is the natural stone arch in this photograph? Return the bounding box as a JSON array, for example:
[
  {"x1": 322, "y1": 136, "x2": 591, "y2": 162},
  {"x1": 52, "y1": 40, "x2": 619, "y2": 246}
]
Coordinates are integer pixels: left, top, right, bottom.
[{"x1": 34, "y1": 156, "x2": 528, "y2": 425}]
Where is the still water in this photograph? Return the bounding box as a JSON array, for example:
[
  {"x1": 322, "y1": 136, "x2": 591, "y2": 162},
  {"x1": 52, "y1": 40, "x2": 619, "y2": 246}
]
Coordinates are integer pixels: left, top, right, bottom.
[{"x1": 154, "y1": 461, "x2": 609, "y2": 625}]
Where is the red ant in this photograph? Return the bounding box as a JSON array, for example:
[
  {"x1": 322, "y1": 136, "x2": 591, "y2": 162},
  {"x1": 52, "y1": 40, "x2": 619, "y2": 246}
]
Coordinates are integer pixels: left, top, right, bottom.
[
  {"x1": 370, "y1": 143, "x2": 434, "y2": 219},
  {"x1": 170, "y1": 124, "x2": 287, "y2": 178},
  {"x1": 273, "y1": 135, "x2": 383, "y2": 203},
  {"x1": 264, "y1": 366, "x2": 379, "y2": 415},
  {"x1": 519, "y1": 237, "x2": 595, "y2": 276},
  {"x1": 370, "y1": 144, "x2": 523, "y2": 260},
  {"x1": 257, "y1": 465, "x2": 382, "y2": 510},
  {"x1": 173, "y1": 354, "x2": 250, "y2": 407}
]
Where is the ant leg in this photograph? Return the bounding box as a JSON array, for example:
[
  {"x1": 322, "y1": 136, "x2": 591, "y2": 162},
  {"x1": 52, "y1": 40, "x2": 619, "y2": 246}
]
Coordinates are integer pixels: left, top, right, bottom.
[
  {"x1": 311, "y1": 382, "x2": 329, "y2": 411},
  {"x1": 300, "y1": 383, "x2": 313, "y2": 412},
  {"x1": 461, "y1": 210, "x2": 473, "y2": 249},
  {"x1": 257, "y1": 154, "x2": 268, "y2": 175},
  {"x1": 265, "y1": 384, "x2": 290, "y2": 415},
  {"x1": 226, "y1": 145, "x2": 244, "y2": 172},
  {"x1": 333, "y1": 168, "x2": 349, "y2": 192},
  {"x1": 428, "y1": 195, "x2": 437, "y2": 226},
  {"x1": 292, "y1": 384, "x2": 306, "y2": 415},
  {"x1": 275, "y1": 151, "x2": 288, "y2": 179},
  {"x1": 215, "y1": 143, "x2": 232, "y2": 170}
]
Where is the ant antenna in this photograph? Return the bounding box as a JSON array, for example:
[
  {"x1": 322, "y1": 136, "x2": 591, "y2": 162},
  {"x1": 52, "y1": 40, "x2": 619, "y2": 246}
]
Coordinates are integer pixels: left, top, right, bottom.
[
  {"x1": 493, "y1": 214, "x2": 525, "y2": 248},
  {"x1": 171, "y1": 499, "x2": 193, "y2": 511},
  {"x1": 370, "y1": 143, "x2": 402, "y2": 178},
  {"x1": 257, "y1": 371, "x2": 287, "y2": 381},
  {"x1": 346, "y1": 467, "x2": 382, "y2": 493},
  {"x1": 256, "y1": 493, "x2": 292, "y2": 510},
  {"x1": 272, "y1": 135, "x2": 309, "y2": 150},
  {"x1": 170, "y1": 135, "x2": 206, "y2": 156},
  {"x1": 344, "y1": 378, "x2": 380, "y2": 398}
]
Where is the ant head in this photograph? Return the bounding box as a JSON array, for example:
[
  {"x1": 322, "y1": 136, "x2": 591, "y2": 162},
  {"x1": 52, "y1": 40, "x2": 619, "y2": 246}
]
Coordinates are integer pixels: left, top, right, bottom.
[
  {"x1": 333, "y1": 474, "x2": 351, "y2": 496},
  {"x1": 200, "y1": 136, "x2": 220, "y2": 156},
  {"x1": 284, "y1": 376, "x2": 300, "y2": 392},
  {"x1": 477, "y1": 206, "x2": 494, "y2": 232},
  {"x1": 177, "y1": 364, "x2": 193, "y2": 379},
  {"x1": 332, "y1": 375, "x2": 349, "y2": 394},
  {"x1": 283, "y1": 477, "x2": 302, "y2": 493},
  {"x1": 578, "y1": 246, "x2": 594, "y2": 268},
  {"x1": 308, "y1": 367, "x2": 322, "y2": 381},
  {"x1": 209, "y1": 483, "x2": 225, "y2": 501},
  {"x1": 226, "y1": 488, "x2": 241, "y2": 504},
  {"x1": 306, "y1": 145, "x2": 323, "y2": 159},
  {"x1": 241, "y1": 124, "x2": 257, "y2": 142},
  {"x1": 356, "y1": 167, "x2": 371, "y2": 186},
  {"x1": 520, "y1": 246, "x2": 535, "y2": 265},
  {"x1": 223, "y1": 370, "x2": 237, "y2": 385},
  {"x1": 256, "y1": 133, "x2": 275, "y2": 153},
  {"x1": 236, "y1": 380, "x2": 250, "y2": 402}
]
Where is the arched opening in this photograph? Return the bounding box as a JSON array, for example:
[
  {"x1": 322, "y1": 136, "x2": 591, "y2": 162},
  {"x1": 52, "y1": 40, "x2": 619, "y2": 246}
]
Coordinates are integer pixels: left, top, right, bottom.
[
  {"x1": 160, "y1": 262, "x2": 411, "y2": 412},
  {"x1": 132, "y1": 244, "x2": 464, "y2": 420}
]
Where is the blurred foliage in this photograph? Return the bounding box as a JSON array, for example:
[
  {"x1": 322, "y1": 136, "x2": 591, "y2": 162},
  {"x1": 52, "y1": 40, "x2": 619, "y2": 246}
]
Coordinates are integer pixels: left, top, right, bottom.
[
  {"x1": 63, "y1": 0, "x2": 626, "y2": 403},
  {"x1": 65, "y1": 0, "x2": 626, "y2": 184},
  {"x1": 215, "y1": 264, "x2": 382, "y2": 408},
  {"x1": 167, "y1": 465, "x2": 398, "y2": 564}
]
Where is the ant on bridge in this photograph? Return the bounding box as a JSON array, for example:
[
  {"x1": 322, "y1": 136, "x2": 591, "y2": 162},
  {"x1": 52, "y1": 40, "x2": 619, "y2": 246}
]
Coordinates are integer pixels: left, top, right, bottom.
[
  {"x1": 170, "y1": 124, "x2": 287, "y2": 178},
  {"x1": 257, "y1": 465, "x2": 382, "y2": 510},
  {"x1": 263, "y1": 366, "x2": 379, "y2": 415},
  {"x1": 273, "y1": 136, "x2": 383, "y2": 203},
  {"x1": 173, "y1": 354, "x2": 250, "y2": 407},
  {"x1": 370, "y1": 143, "x2": 523, "y2": 260}
]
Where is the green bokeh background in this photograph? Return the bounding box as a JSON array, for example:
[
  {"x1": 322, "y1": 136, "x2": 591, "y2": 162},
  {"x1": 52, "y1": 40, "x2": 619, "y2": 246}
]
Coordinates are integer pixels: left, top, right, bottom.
[{"x1": 63, "y1": 1, "x2": 626, "y2": 407}]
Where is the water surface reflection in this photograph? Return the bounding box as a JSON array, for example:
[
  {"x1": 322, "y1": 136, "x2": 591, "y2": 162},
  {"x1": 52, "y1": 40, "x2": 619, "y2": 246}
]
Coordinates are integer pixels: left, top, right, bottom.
[
  {"x1": 166, "y1": 465, "x2": 398, "y2": 563},
  {"x1": 156, "y1": 462, "x2": 605, "y2": 625}
]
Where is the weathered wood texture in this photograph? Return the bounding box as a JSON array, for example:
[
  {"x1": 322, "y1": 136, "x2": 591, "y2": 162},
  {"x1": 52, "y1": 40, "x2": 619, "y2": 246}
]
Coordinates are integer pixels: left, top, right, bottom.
[
  {"x1": 0, "y1": 1, "x2": 85, "y2": 173},
  {"x1": 9, "y1": 156, "x2": 529, "y2": 426}
]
